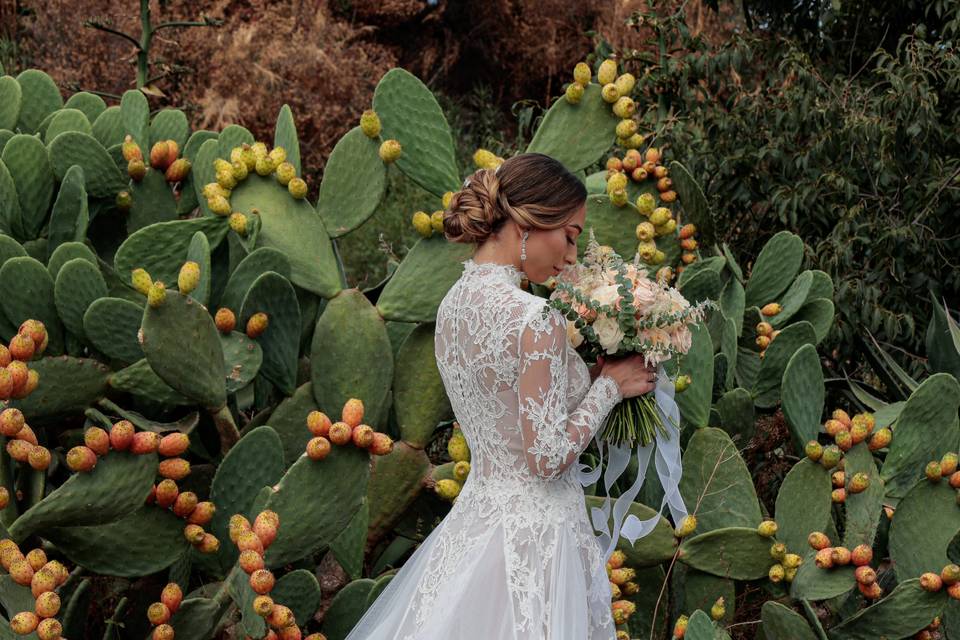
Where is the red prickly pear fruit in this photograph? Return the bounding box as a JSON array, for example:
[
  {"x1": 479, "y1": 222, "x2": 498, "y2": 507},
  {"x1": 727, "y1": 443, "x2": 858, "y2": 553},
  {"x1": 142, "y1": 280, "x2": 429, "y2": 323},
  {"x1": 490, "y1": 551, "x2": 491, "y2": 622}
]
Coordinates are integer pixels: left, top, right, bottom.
[
  {"x1": 831, "y1": 488, "x2": 846, "y2": 503},
  {"x1": 950, "y1": 471, "x2": 960, "y2": 489},
  {"x1": 304, "y1": 635, "x2": 327, "y2": 640},
  {"x1": 0, "y1": 486, "x2": 9, "y2": 510},
  {"x1": 855, "y1": 566, "x2": 877, "y2": 585},
  {"x1": 187, "y1": 501, "x2": 216, "y2": 526},
  {"x1": 6, "y1": 361, "x2": 28, "y2": 397},
  {"x1": 246, "y1": 312, "x2": 269, "y2": 338},
  {"x1": 0, "y1": 343, "x2": 9, "y2": 367},
  {"x1": 255, "y1": 510, "x2": 280, "y2": 532},
  {"x1": 921, "y1": 572, "x2": 944, "y2": 592},
  {"x1": 253, "y1": 594, "x2": 274, "y2": 617},
  {"x1": 942, "y1": 452, "x2": 959, "y2": 475},
  {"x1": 858, "y1": 581, "x2": 882, "y2": 599},
  {"x1": 229, "y1": 514, "x2": 252, "y2": 542},
  {"x1": 84, "y1": 426, "x2": 110, "y2": 456},
  {"x1": 18, "y1": 319, "x2": 46, "y2": 350},
  {"x1": 161, "y1": 582, "x2": 183, "y2": 614},
  {"x1": 8, "y1": 333, "x2": 35, "y2": 361},
  {"x1": 823, "y1": 419, "x2": 846, "y2": 436},
  {"x1": 815, "y1": 548, "x2": 834, "y2": 569},
  {"x1": 122, "y1": 135, "x2": 142, "y2": 162},
  {"x1": 110, "y1": 420, "x2": 135, "y2": 451},
  {"x1": 128, "y1": 158, "x2": 147, "y2": 182},
  {"x1": 0, "y1": 407, "x2": 25, "y2": 437},
  {"x1": 0, "y1": 545, "x2": 23, "y2": 572},
  {"x1": 239, "y1": 549, "x2": 265, "y2": 574},
  {"x1": 267, "y1": 604, "x2": 296, "y2": 629},
  {"x1": 237, "y1": 530, "x2": 264, "y2": 554},
  {"x1": 949, "y1": 582, "x2": 960, "y2": 600},
  {"x1": 342, "y1": 398, "x2": 364, "y2": 428},
  {"x1": 215, "y1": 308, "x2": 236, "y2": 333},
  {"x1": 352, "y1": 424, "x2": 375, "y2": 448},
  {"x1": 164, "y1": 139, "x2": 180, "y2": 164},
  {"x1": 0, "y1": 368, "x2": 12, "y2": 401},
  {"x1": 145, "y1": 484, "x2": 157, "y2": 505},
  {"x1": 927, "y1": 461, "x2": 943, "y2": 482},
  {"x1": 868, "y1": 427, "x2": 892, "y2": 451},
  {"x1": 158, "y1": 432, "x2": 190, "y2": 457},
  {"x1": 278, "y1": 626, "x2": 302, "y2": 640},
  {"x1": 306, "y1": 410, "x2": 332, "y2": 437},
  {"x1": 10, "y1": 611, "x2": 39, "y2": 635},
  {"x1": 832, "y1": 408, "x2": 852, "y2": 428},
  {"x1": 306, "y1": 436, "x2": 331, "y2": 461},
  {"x1": 848, "y1": 472, "x2": 870, "y2": 494},
  {"x1": 42, "y1": 560, "x2": 68, "y2": 586},
  {"x1": 183, "y1": 524, "x2": 205, "y2": 544},
  {"x1": 150, "y1": 140, "x2": 170, "y2": 170},
  {"x1": 147, "y1": 601, "x2": 172, "y2": 625},
  {"x1": 172, "y1": 491, "x2": 199, "y2": 518},
  {"x1": 850, "y1": 421, "x2": 870, "y2": 444},
  {"x1": 254, "y1": 520, "x2": 277, "y2": 550},
  {"x1": 9, "y1": 558, "x2": 34, "y2": 586},
  {"x1": 831, "y1": 546, "x2": 852, "y2": 566},
  {"x1": 16, "y1": 423, "x2": 38, "y2": 445},
  {"x1": 165, "y1": 157, "x2": 191, "y2": 183},
  {"x1": 369, "y1": 432, "x2": 394, "y2": 456},
  {"x1": 832, "y1": 471, "x2": 845, "y2": 488},
  {"x1": 27, "y1": 445, "x2": 51, "y2": 471},
  {"x1": 130, "y1": 430, "x2": 160, "y2": 455},
  {"x1": 941, "y1": 564, "x2": 960, "y2": 585},
  {"x1": 196, "y1": 532, "x2": 220, "y2": 553},
  {"x1": 834, "y1": 430, "x2": 853, "y2": 451},
  {"x1": 328, "y1": 421, "x2": 352, "y2": 446},
  {"x1": 6, "y1": 438, "x2": 33, "y2": 462},
  {"x1": 250, "y1": 568, "x2": 276, "y2": 595},
  {"x1": 153, "y1": 624, "x2": 175, "y2": 640},
  {"x1": 25, "y1": 548, "x2": 46, "y2": 572},
  {"x1": 37, "y1": 618, "x2": 62, "y2": 640},
  {"x1": 850, "y1": 544, "x2": 873, "y2": 566},
  {"x1": 35, "y1": 590, "x2": 60, "y2": 617},
  {"x1": 66, "y1": 445, "x2": 98, "y2": 472}
]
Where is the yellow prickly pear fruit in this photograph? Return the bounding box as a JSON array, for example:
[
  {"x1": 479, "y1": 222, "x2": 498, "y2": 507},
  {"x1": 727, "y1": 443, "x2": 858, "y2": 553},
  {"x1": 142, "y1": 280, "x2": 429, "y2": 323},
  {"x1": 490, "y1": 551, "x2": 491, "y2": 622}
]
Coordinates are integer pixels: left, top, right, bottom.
[
  {"x1": 251, "y1": 142, "x2": 268, "y2": 158},
  {"x1": 651, "y1": 249, "x2": 665, "y2": 264},
  {"x1": 606, "y1": 171, "x2": 628, "y2": 193},
  {"x1": 612, "y1": 96, "x2": 635, "y2": 118},
  {"x1": 379, "y1": 139, "x2": 402, "y2": 163},
  {"x1": 674, "y1": 514, "x2": 697, "y2": 537},
  {"x1": 649, "y1": 207, "x2": 671, "y2": 226},
  {"x1": 431, "y1": 210, "x2": 444, "y2": 233},
  {"x1": 435, "y1": 478, "x2": 461, "y2": 500},
  {"x1": 674, "y1": 374, "x2": 692, "y2": 392},
  {"x1": 564, "y1": 83, "x2": 584, "y2": 104},
  {"x1": 360, "y1": 109, "x2": 381, "y2": 138},
  {"x1": 442, "y1": 191, "x2": 454, "y2": 209},
  {"x1": 254, "y1": 155, "x2": 275, "y2": 176},
  {"x1": 453, "y1": 460, "x2": 470, "y2": 481},
  {"x1": 473, "y1": 148, "x2": 498, "y2": 169},
  {"x1": 115, "y1": 190, "x2": 132, "y2": 211},
  {"x1": 177, "y1": 261, "x2": 200, "y2": 295},
  {"x1": 207, "y1": 195, "x2": 232, "y2": 216},
  {"x1": 710, "y1": 597, "x2": 725, "y2": 621},
  {"x1": 637, "y1": 241, "x2": 657, "y2": 262},
  {"x1": 275, "y1": 162, "x2": 296, "y2": 186},
  {"x1": 231, "y1": 159, "x2": 248, "y2": 182},
  {"x1": 656, "y1": 219, "x2": 677, "y2": 236},
  {"x1": 601, "y1": 83, "x2": 620, "y2": 103},
  {"x1": 761, "y1": 302, "x2": 783, "y2": 317},
  {"x1": 288, "y1": 177, "x2": 308, "y2": 199},
  {"x1": 268, "y1": 146, "x2": 286, "y2": 166},
  {"x1": 573, "y1": 62, "x2": 591, "y2": 86},
  {"x1": 636, "y1": 222, "x2": 655, "y2": 242},
  {"x1": 127, "y1": 158, "x2": 146, "y2": 182},
  {"x1": 229, "y1": 212, "x2": 247, "y2": 236},
  {"x1": 447, "y1": 430, "x2": 470, "y2": 462},
  {"x1": 610, "y1": 188, "x2": 628, "y2": 207},
  {"x1": 614, "y1": 73, "x2": 636, "y2": 96},
  {"x1": 147, "y1": 281, "x2": 166, "y2": 308},
  {"x1": 756, "y1": 321, "x2": 774, "y2": 336},
  {"x1": 202, "y1": 182, "x2": 230, "y2": 200},
  {"x1": 230, "y1": 146, "x2": 245, "y2": 165},
  {"x1": 615, "y1": 119, "x2": 638, "y2": 139},
  {"x1": 132, "y1": 268, "x2": 153, "y2": 296},
  {"x1": 412, "y1": 211, "x2": 433, "y2": 237},
  {"x1": 768, "y1": 563, "x2": 785, "y2": 583},
  {"x1": 635, "y1": 193, "x2": 656, "y2": 215},
  {"x1": 757, "y1": 520, "x2": 778, "y2": 537},
  {"x1": 597, "y1": 59, "x2": 618, "y2": 85},
  {"x1": 619, "y1": 133, "x2": 644, "y2": 149},
  {"x1": 239, "y1": 143, "x2": 258, "y2": 170},
  {"x1": 213, "y1": 158, "x2": 233, "y2": 174},
  {"x1": 655, "y1": 266, "x2": 674, "y2": 285},
  {"x1": 216, "y1": 168, "x2": 237, "y2": 190}
]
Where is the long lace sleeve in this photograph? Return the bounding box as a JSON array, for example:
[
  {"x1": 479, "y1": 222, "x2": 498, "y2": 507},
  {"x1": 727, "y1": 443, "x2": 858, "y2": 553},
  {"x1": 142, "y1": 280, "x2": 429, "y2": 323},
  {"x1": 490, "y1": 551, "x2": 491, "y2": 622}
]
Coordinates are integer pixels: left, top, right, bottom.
[{"x1": 516, "y1": 302, "x2": 624, "y2": 480}]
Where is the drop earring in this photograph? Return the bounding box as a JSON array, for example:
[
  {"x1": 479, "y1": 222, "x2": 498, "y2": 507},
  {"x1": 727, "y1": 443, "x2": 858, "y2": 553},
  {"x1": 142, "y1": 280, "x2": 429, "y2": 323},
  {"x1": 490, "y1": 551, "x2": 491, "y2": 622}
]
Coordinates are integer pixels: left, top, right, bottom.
[{"x1": 520, "y1": 230, "x2": 528, "y2": 269}]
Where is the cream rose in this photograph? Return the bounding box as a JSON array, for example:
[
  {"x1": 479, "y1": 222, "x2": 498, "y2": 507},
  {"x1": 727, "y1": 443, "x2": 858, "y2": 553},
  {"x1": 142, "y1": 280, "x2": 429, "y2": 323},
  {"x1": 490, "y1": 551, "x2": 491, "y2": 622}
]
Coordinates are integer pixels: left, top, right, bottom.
[
  {"x1": 566, "y1": 319, "x2": 584, "y2": 348},
  {"x1": 590, "y1": 284, "x2": 621, "y2": 310},
  {"x1": 592, "y1": 315, "x2": 624, "y2": 354}
]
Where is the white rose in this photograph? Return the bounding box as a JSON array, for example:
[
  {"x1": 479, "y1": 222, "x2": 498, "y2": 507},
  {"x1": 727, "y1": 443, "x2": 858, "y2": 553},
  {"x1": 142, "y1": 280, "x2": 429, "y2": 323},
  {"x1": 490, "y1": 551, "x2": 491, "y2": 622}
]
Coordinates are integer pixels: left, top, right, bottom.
[
  {"x1": 592, "y1": 315, "x2": 624, "y2": 354},
  {"x1": 566, "y1": 319, "x2": 584, "y2": 348},
  {"x1": 590, "y1": 284, "x2": 621, "y2": 309}
]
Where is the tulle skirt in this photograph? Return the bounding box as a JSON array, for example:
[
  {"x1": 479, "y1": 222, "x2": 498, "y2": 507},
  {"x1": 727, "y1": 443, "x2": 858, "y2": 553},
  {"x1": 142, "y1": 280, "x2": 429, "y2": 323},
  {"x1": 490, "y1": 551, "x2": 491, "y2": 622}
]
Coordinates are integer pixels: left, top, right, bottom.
[{"x1": 343, "y1": 477, "x2": 617, "y2": 640}]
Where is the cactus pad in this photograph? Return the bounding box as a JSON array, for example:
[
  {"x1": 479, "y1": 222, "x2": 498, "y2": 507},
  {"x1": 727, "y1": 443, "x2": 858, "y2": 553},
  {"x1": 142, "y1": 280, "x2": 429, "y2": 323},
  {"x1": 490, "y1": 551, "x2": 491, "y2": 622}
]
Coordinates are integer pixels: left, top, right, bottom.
[
  {"x1": 781, "y1": 343, "x2": 824, "y2": 451},
  {"x1": 47, "y1": 165, "x2": 89, "y2": 258},
  {"x1": 15, "y1": 69, "x2": 62, "y2": 133},
  {"x1": 2, "y1": 133, "x2": 54, "y2": 239},
  {"x1": 744, "y1": 231, "x2": 804, "y2": 309},
  {"x1": 7, "y1": 355, "x2": 111, "y2": 422},
  {"x1": 525, "y1": 83, "x2": 618, "y2": 173},
  {"x1": 54, "y1": 257, "x2": 108, "y2": 340},
  {"x1": 827, "y1": 579, "x2": 947, "y2": 640},
  {"x1": 0, "y1": 255, "x2": 65, "y2": 354},
  {"x1": 114, "y1": 215, "x2": 229, "y2": 286},
  {"x1": 239, "y1": 271, "x2": 300, "y2": 395},
  {"x1": 46, "y1": 131, "x2": 127, "y2": 198},
  {"x1": 774, "y1": 459, "x2": 832, "y2": 554},
  {"x1": 376, "y1": 236, "x2": 474, "y2": 322},
  {"x1": 316, "y1": 126, "x2": 386, "y2": 238},
  {"x1": 393, "y1": 322, "x2": 453, "y2": 447}
]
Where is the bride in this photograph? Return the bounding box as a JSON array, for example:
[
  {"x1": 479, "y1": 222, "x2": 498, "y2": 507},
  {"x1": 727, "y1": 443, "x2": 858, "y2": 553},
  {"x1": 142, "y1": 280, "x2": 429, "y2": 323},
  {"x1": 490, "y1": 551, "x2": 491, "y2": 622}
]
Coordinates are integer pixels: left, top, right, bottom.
[{"x1": 344, "y1": 152, "x2": 658, "y2": 639}]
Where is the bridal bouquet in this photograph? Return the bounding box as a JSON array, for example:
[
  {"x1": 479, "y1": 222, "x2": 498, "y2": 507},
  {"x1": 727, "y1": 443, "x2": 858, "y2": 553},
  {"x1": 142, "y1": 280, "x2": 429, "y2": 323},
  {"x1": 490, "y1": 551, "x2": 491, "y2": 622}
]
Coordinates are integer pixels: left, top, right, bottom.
[{"x1": 544, "y1": 229, "x2": 717, "y2": 448}]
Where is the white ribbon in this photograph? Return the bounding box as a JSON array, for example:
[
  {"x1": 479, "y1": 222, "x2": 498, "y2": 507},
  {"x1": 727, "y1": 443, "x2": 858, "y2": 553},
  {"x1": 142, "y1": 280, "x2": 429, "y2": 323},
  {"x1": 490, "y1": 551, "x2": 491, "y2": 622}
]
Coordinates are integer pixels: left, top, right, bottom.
[{"x1": 575, "y1": 363, "x2": 688, "y2": 561}]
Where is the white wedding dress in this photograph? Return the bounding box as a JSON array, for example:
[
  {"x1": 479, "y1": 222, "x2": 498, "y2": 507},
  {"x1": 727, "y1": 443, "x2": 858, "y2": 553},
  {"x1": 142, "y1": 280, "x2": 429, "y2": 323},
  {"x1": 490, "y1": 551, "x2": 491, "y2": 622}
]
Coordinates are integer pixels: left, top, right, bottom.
[{"x1": 343, "y1": 258, "x2": 625, "y2": 639}]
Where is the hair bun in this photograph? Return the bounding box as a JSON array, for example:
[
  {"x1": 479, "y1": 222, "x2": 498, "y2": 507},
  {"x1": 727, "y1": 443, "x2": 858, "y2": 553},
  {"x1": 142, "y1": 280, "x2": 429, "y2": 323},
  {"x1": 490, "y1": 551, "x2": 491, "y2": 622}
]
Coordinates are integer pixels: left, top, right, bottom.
[{"x1": 442, "y1": 168, "x2": 501, "y2": 244}]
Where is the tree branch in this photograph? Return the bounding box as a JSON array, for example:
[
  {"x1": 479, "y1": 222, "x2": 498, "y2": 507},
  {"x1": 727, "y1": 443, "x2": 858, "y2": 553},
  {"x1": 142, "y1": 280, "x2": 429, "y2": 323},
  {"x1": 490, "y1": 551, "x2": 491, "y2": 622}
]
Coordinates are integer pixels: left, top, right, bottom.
[{"x1": 83, "y1": 20, "x2": 142, "y2": 51}]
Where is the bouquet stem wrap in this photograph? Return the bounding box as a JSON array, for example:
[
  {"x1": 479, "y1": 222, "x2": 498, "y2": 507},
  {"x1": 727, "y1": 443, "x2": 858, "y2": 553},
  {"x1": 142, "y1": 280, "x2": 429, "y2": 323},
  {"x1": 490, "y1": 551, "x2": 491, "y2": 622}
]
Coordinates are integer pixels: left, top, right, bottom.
[{"x1": 574, "y1": 364, "x2": 688, "y2": 561}]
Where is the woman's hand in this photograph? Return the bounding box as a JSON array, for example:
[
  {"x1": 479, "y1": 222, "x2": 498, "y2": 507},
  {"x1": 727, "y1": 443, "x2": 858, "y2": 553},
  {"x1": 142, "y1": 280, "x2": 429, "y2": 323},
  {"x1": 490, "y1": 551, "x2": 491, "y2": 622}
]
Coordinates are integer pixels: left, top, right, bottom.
[{"x1": 598, "y1": 353, "x2": 657, "y2": 398}]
